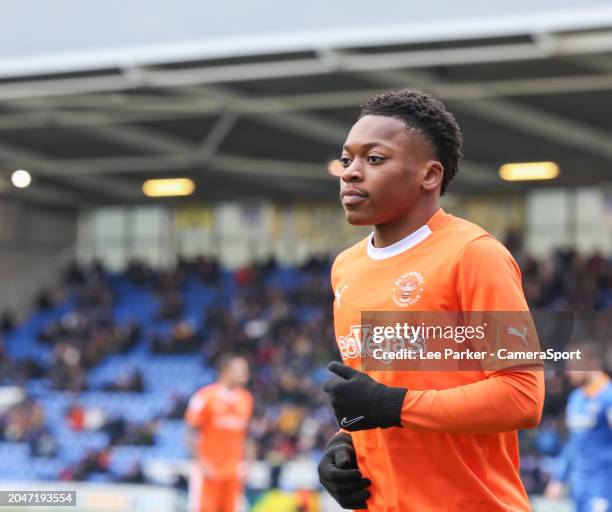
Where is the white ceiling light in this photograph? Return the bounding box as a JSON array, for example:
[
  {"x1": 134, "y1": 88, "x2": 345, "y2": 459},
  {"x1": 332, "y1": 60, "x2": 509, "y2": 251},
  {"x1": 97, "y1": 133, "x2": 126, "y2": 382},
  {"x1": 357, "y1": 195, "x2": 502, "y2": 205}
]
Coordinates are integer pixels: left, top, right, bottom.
[{"x1": 11, "y1": 169, "x2": 32, "y2": 188}]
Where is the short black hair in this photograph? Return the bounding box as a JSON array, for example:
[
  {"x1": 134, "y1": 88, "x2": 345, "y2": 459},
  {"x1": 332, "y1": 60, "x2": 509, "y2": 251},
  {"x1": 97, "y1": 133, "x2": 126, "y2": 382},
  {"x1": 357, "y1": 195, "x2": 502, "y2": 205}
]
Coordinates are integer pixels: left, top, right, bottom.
[{"x1": 359, "y1": 89, "x2": 463, "y2": 195}]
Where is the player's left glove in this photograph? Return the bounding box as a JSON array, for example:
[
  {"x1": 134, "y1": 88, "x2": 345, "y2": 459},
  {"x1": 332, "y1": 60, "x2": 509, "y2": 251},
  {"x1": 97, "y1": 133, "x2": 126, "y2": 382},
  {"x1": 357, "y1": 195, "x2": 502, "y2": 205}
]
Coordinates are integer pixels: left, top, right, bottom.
[{"x1": 323, "y1": 361, "x2": 407, "y2": 431}]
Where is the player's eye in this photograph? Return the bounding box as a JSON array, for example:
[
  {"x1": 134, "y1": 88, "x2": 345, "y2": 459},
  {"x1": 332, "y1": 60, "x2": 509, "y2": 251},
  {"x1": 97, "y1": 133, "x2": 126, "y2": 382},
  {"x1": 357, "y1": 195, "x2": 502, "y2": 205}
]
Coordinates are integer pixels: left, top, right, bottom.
[
  {"x1": 368, "y1": 155, "x2": 386, "y2": 165},
  {"x1": 339, "y1": 157, "x2": 352, "y2": 168}
]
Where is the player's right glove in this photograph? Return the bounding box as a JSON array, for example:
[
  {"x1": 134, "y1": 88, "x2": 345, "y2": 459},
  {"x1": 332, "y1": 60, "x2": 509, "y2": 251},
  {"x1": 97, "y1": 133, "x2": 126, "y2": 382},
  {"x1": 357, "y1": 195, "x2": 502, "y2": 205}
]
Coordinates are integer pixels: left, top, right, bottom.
[
  {"x1": 323, "y1": 362, "x2": 406, "y2": 431},
  {"x1": 317, "y1": 432, "x2": 371, "y2": 510}
]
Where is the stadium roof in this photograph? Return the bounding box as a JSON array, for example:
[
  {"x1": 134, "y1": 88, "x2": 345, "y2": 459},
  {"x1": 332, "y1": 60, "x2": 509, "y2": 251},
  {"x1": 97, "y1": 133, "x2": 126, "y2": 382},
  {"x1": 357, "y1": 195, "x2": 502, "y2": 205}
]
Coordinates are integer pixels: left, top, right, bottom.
[{"x1": 1, "y1": 0, "x2": 612, "y2": 207}]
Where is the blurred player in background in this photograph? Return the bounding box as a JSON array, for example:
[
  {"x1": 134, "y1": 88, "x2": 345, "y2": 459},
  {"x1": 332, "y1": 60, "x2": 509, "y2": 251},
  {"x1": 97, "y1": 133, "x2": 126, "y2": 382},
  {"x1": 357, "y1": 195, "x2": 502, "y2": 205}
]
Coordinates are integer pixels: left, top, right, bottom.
[
  {"x1": 318, "y1": 90, "x2": 545, "y2": 511},
  {"x1": 185, "y1": 354, "x2": 253, "y2": 512},
  {"x1": 545, "y1": 342, "x2": 612, "y2": 512}
]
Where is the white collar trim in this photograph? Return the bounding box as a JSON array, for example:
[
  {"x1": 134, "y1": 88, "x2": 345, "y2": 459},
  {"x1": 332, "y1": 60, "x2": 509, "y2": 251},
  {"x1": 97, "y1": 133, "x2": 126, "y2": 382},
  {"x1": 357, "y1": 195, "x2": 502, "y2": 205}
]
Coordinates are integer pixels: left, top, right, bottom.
[{"x1": 367, "y1": 224, "x2": 432, "y2": 260}]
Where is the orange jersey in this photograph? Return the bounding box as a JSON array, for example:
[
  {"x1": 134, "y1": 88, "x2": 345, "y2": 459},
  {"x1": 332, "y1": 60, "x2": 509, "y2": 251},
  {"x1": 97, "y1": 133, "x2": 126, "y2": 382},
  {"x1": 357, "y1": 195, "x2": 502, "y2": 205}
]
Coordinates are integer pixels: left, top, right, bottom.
[
  {"x1": 331, "y1": 208, "x2": 544, "y2": 512},
  {"x1": 185, "y1": 383, "x2": 253, "y2": 480}
]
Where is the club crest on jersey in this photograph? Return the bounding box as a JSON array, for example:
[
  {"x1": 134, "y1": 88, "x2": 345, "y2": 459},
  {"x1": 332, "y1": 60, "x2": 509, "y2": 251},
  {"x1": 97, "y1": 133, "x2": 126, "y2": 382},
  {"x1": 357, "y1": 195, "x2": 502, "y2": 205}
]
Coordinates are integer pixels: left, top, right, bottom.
[{"x1": 392, "y1": 271, "x2": 424, "y2": 307}]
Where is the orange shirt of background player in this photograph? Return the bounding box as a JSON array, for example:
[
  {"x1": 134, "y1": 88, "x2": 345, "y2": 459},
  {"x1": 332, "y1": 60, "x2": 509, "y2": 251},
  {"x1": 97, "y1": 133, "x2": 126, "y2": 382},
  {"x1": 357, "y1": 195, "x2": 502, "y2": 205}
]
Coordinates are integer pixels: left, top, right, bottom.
[{"x1": 185, "y1": 383, "x2": 253, "y2": 480}]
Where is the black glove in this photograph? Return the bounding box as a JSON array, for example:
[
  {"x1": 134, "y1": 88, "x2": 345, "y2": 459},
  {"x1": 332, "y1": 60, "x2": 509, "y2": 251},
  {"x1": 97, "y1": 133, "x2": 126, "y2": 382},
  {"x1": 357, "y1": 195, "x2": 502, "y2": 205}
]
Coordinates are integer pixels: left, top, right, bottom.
[
  {"x1": 323, "y1": 361, "x2": 407, "y2": 431},
  {"x1": 318, "y1": 432, "x2": 371, "y2": 510}
]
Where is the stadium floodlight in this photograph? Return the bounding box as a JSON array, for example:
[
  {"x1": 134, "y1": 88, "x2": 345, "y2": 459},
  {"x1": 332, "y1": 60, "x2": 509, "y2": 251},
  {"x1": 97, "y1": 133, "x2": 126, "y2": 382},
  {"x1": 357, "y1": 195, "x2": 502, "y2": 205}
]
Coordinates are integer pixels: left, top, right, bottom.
[
  {"x1": 142, "y1": 178, "x2": 195, "y2": 197},
  {"x1": 11, "y1": 169, "x2": 32, "y2": 188},
  {"x1": 499, "y1": 162, "x2": 559, "y2": 181}
]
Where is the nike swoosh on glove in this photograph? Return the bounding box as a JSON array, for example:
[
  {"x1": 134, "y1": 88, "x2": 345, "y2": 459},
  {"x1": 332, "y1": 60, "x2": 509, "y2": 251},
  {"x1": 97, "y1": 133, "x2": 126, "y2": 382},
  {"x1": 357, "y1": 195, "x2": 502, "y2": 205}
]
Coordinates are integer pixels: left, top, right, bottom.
[
  {"x1": 323, "y1": 361, "x2": 407, "y2": 431},
  {"x1": 318, "y1": 432, "x2": 371, "y2": 510}
]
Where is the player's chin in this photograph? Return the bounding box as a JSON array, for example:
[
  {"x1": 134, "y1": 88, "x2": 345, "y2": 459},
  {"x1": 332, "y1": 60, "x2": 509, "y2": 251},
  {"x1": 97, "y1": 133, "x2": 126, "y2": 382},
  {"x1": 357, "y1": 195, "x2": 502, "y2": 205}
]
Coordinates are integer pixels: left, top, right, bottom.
[{"x1": 344, "y1": 208, "x2": 375, "y2": 226}]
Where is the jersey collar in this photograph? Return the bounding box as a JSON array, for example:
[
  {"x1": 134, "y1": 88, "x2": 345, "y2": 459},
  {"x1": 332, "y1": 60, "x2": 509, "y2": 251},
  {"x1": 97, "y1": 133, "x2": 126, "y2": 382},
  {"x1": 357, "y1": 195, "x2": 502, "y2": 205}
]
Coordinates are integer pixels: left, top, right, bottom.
[{"x1": 366, "y1": 208, "x2": 447, "y2": 261}]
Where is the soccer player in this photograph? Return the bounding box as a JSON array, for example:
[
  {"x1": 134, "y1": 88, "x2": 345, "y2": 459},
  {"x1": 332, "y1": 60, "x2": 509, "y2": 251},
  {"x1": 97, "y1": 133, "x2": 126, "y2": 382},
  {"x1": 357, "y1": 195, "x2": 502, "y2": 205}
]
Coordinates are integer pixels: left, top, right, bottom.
[
  {"x1": 185, "y1": 354, "x2": 253, "y2": 512},
  {"x1": 318, "y1": 90, "x2": 545, "y2": 511},
  {"x1": 545, "y1": 343, "x2": 612, "y2": 512}
]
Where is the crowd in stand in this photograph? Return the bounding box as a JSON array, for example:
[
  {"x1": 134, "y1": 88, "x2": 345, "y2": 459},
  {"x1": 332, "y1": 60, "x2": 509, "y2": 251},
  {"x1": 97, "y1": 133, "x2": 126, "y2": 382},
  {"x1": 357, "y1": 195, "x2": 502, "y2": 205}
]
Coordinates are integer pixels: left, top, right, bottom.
[
  {"x1": 0, "y1": 245, "x2": 610, "y2": 491},
  {"x1": 506, "y1": 240, "x2": 612, "y2": 493},
  {"x1": 0, "y1": 398, "x2": 58, "y2": 458}
]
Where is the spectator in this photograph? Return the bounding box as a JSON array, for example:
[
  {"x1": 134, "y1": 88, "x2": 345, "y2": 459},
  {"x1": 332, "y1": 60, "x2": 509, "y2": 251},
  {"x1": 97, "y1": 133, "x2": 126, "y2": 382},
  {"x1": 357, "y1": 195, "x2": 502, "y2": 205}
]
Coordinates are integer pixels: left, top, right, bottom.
[
  {"x1": 100, "y1": 416, "x2": 127, "y2": 445},
  {"x1": 28, "y1": 426, "x2": 58, "y2": 458},
  {"x1": 164, "y1": 393, "x2": 188, "y2": 420},
  {"x1": 71, "y1": 448, "x2": 110, "y2": 481},
  {"x1": 66, "y1": 403, "x2": 85, "y2": 431},
  {"x1": 102, "y1": 368, "x2": 145, "y2": 393},
  {"x1": 0, "y1": 311, "x2": 15, "y2": 334},
  {"x1": 0, "y1": 249, "x2": 608, "y2": 492},
  {"x1": 35, "y1": 290, "x2": 54, "y2": 311},
  {"x1": 121, "y1": 462, "x2": 146, "y2": 484}
]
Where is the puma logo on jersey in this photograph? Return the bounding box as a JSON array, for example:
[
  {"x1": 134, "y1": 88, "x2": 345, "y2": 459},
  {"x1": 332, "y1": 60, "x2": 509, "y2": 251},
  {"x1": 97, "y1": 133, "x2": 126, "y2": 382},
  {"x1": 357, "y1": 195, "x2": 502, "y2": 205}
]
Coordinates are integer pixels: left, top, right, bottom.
[
  {"x1": 335, "y1": 284, "x2": 348, "y2": 308},
  {"x1": 508, "y1": 326, "x2": 528, "y2": 346}
]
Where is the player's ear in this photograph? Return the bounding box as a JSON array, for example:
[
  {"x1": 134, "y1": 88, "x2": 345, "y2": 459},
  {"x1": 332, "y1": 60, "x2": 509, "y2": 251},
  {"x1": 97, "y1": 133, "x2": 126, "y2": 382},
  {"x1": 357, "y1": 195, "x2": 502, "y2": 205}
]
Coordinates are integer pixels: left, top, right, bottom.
[{"x1": 422, "y1": 161, "x2": 444, "y2": 192}]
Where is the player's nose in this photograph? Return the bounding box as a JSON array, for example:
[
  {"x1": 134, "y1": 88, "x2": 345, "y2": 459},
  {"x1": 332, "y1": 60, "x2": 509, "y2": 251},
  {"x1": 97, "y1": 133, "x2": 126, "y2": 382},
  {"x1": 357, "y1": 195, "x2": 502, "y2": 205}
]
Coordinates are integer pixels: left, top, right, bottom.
[{"x1": 340, "y1": 159, "x2": 365, "y2": 183}]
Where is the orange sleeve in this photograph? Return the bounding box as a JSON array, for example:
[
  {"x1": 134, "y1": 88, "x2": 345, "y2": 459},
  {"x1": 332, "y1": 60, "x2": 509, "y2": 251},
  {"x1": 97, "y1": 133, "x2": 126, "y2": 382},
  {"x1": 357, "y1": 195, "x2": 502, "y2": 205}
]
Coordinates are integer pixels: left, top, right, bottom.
[
  {"x1": 245, "y1": 391, "x2": 255, "y2": 422},
  {"x1": 454, "y1": 235, "x2": 527, "y2": 312},
  {"x1": 401, "y1": 370, "x2": 544, "y2": 433},
  {"x1": 185, "y1": 389, "x2": 210, "y2": 430},
  {"x1": 400, "y1": 236, "x2": 545, "y2": 432}
]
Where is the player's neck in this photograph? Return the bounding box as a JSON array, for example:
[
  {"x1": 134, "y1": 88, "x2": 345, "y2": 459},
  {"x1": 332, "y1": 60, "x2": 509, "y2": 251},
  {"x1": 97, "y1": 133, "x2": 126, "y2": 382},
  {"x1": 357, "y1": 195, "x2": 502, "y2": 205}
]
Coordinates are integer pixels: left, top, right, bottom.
[
  {"x1": 372, "y1": 202, "x2": 439, "y2": 248},
  {"x1": 217, "y1": 379, "x2": 239, "y2": 391}
]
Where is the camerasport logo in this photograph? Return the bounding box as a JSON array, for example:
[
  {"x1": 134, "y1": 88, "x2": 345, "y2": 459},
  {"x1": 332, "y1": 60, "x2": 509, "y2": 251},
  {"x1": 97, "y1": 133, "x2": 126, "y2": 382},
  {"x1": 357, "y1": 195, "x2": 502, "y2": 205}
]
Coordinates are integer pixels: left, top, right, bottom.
[
  {"x1": 392, "y1": 271, "x2": 424, "y2": 307},
  {"x1": 337, "y1": 324, "x2": 373, "y2": 359}
]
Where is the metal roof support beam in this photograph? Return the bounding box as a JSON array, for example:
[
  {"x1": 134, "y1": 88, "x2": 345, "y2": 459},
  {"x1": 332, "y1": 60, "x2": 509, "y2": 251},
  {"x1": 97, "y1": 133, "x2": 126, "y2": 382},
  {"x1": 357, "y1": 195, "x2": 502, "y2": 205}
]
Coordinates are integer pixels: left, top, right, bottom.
[
  {"x1": 43, "y1": 110, "x2": 194, "y2": 154},
  {"x1": 3, "y1": 99, "x2": 197, "y2": 156},
  {"x1": 195, "y1": 110, "x2": 239, "y2": 161},
  {"x1": 189, "y1": 85, "x2": 499, "y2": 185},
  {"x1": 0, "y1": 140, "x2": 142, "y2": 202},
  {"x1": 194, "y1": 84, "x2": 349, "y2": 146},
  {"x1": 0, "y1": 177, "x2": 89, "y2": 208},
  {"x1": 462, "y1": 97, "x2": 612, "y2": 161},
  {"x1": 362, "y1": 68, "x2": 612, "y2": 162},
  {"x1": 2, "y1": 71, "x2": 612, "y2": 132},
  {"x1": 3, "y1": 26, "x2": 612, "y2": 100},
  {"x1": 10, "y1": 153, "x2": 330, "y2": 181}
]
